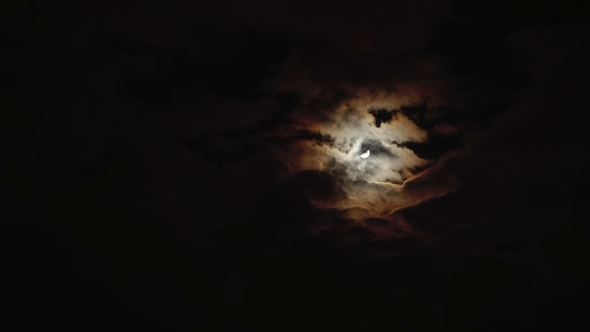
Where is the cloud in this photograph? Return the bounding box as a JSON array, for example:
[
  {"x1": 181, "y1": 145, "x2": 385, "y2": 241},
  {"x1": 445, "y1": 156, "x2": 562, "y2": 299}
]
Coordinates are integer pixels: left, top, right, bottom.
[
  {"x1": 4, "y1": 2, "x2": 590, "y2": 330},
  {"x1": 389, "y1": 24, "x2": 590, "y2": 254}
]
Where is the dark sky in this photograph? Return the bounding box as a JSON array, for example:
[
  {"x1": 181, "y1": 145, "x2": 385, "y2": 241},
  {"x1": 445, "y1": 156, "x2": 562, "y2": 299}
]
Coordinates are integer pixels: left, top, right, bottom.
[{"x1": 2, "y1": 1, "x2": 590, "y2": 331}]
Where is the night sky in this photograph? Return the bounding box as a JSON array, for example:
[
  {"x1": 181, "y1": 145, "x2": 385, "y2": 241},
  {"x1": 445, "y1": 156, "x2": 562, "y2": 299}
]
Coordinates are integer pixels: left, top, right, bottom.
[{"x1": 2, "y1": 1, "x2": 590, "y2": 331}]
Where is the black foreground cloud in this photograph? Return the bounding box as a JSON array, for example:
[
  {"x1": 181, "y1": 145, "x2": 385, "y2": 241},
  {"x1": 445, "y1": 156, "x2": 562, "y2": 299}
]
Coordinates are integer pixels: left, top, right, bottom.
[{"x1": 2, "y1": 1, "x2": 590, "y2": 331}]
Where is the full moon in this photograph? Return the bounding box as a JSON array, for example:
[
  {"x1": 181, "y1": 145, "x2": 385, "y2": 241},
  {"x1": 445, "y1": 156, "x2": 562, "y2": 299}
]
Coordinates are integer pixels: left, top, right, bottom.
[{"x1": 360, "y1": 150, "x2": 370, "y2": 158}]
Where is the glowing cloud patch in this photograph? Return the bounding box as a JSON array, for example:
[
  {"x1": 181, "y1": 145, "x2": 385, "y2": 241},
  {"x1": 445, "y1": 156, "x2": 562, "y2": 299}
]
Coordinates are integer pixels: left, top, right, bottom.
[{"x1": 288, "y1": 94, "x2": 452, "y2": 221}]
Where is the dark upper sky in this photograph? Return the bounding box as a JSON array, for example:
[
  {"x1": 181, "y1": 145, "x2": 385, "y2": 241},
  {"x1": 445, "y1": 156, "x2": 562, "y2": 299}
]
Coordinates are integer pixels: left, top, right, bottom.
[{"x1": 2, "y1": 1, "x2": 590, "y2": 331}]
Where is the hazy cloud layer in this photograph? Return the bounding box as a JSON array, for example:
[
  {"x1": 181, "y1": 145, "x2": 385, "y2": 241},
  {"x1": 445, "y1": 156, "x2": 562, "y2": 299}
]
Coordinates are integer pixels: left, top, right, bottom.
[{"x1": 2, "y1": 1, "x2": 590, "y2": 330}]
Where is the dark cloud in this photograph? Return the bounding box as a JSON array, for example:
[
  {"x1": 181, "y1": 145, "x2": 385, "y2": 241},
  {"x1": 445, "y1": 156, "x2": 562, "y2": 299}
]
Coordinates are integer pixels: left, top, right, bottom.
[
  {"x1": 3, "y1": 1, "x2": 590, "y2": 331},
  {"x1": 401, "y1": 131, "x2": 465, "y2": 161},
  {"x1": 368, "y1": 103, "x2": 470, "y2": 161},
  {"x1": 288, "y1": 170, "x2": 346, "y2": 204},
  {"x1": 368, "y1": 108, "x2": 394, "y2": 128},
  {"x1": 123, "y1": 28, "x2": 292, "y2": 103}
]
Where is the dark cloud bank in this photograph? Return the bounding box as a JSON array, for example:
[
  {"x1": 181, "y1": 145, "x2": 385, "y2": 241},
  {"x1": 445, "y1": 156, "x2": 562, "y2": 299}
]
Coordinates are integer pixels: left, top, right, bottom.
[{"x1": 2, "y1": 1, "x2": 590, "y2": 331}]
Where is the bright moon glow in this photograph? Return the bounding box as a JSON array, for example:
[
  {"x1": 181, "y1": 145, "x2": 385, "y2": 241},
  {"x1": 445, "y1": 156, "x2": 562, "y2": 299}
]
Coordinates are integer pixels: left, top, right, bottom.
[{"x1": 291, "y1": 98, "x2": 437, "y2": 218}]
